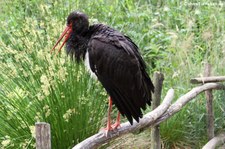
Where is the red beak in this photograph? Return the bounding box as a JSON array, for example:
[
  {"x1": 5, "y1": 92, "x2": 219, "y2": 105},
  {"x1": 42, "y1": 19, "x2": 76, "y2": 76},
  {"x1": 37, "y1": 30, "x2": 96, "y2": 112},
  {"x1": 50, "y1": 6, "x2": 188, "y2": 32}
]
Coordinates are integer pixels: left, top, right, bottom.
[{"x1": 51, "y1": 24, "x2": 72, "y2": 54}]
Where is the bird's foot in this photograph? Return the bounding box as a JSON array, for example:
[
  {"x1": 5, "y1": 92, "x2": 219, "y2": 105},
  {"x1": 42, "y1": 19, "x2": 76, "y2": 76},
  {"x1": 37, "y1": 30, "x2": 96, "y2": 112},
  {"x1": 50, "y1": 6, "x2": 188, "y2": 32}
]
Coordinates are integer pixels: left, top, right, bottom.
[
  {"x1": 103, "y1": 125, "x2": 113, "y2": 137},
  {"x1": 102, "y1": 122, "x2": 121, "y2": 136},
  {"x1": 111, "y1": 121, "x2": 121, "y2": 129},
  {"x1": 112, "y1": 112, "x2": 121, "y2": 129}
]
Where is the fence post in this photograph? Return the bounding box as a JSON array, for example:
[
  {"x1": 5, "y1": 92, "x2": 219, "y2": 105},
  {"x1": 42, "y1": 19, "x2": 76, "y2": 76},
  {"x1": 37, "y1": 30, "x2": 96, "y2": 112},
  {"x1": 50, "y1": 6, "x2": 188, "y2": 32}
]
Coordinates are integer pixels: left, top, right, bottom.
[
  {"x1": 35, "y1": 122, "x2": 51, "y2": 149},
  {"x1": 204, "y1": 63, "x2": 214, "y2": 140},
  {"x1": 151, "y1": 72, "x2": 164, "y2": 149}
]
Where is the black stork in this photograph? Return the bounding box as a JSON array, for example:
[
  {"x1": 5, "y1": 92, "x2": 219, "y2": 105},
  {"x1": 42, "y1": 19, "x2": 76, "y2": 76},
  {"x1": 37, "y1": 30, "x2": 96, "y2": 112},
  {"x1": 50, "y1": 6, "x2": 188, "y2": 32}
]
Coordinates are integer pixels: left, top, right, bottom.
[{"x1": 51, "y1": 11, "x2": 154, "y2": 135}]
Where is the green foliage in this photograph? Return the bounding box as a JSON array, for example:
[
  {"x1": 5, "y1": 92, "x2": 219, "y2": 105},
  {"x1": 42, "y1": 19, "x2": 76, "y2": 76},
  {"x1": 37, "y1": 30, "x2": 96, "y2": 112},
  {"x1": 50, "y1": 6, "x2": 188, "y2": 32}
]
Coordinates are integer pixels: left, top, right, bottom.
[
  {"x1": 0, "y1": 1, "x2": 107, "y2": 148},
  {"x1": 0, "y1": 0, "x2": 225, "y2": 148}
]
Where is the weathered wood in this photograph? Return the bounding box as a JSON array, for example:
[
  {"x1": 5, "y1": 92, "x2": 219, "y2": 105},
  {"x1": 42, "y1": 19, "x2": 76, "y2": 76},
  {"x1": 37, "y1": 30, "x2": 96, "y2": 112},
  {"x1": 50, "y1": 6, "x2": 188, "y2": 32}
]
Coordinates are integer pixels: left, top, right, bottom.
[
  {"x1": 204, "y1": 63, "x2": 214, "y2": 140},
  {"x1": 154, "y1": 83, "x2": 225, "y2": 126},
  {"x1": 73, "y1": 82, "x2": 225, "y2": 149},
  {"x1": 151, "y1": 72, "x2": 164, "y2": 149},
  {"x1": 35, "y1": 122, "x2": 51, "y2": 149},
  {"x1": 202, "y1": 133, "x2": 225, "y2": 149},
  {"x1": 72, "y1": 89, "x2": 174, "y2": 149},
  {"x1": 190, "y1": 76, "x2": 225, "y2": 84}
]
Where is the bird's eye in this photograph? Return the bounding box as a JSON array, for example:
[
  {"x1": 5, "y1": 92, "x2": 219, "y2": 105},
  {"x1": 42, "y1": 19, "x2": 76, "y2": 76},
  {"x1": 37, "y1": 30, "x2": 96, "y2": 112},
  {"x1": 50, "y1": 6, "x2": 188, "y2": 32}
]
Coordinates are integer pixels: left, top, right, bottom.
[
  {"x1": 68, "y1": 22, "x2": 72, "y2": 27},
  {"x1": 67, "y1": 21, "x2": 71, "y2": 26}
]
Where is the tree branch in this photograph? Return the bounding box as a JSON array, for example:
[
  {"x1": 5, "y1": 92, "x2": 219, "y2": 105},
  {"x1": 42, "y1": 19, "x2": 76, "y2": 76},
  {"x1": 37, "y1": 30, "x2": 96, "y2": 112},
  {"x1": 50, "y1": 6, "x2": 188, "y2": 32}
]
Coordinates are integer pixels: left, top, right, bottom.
[
  {"x1": 73, "y1": 83, "x2": 225, "y2": 149},
  {"x1": 202, "y1": 133, "x2": 225, "y2": 149},
  {"x1": 190, "y1": 76, "x2": 225, "y2": 84},
  {"x1": 154, "y1": 83, "x2": 225, "y2": 126},
  {"x1": 73, "y1": 89, "x2": 174, "y2": 149}
]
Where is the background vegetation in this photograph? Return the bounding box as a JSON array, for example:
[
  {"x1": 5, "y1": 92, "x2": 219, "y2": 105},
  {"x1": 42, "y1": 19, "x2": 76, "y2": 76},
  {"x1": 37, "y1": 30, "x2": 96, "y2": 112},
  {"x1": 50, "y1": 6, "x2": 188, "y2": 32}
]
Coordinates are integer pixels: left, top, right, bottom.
[{"x1": 0, "y1": 0, "x2": 225, "y2": 148}]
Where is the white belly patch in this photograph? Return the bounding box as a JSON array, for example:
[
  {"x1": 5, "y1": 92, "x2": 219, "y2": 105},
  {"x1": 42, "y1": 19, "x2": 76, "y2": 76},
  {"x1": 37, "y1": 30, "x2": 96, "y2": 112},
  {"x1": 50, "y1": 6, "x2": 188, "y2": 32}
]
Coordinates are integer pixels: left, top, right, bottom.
[{"x1": 84, "y1": 51, "x2": 97, "y2": 79}]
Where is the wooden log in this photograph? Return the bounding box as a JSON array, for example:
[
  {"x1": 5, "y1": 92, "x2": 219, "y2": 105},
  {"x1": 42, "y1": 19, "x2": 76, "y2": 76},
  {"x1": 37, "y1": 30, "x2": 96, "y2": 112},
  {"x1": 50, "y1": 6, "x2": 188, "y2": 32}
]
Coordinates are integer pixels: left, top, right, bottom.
[
  {"x1": 190, "y1": 76, "x2": 225, "y2": 84},
  {"x1": 204, "y1": 63, "x2": 214, "y2": 140},
  {"x1": 73, "y1": 83, "x2": 225, "y2": 149},
  {"x1": 35, "y1": 122, "x2": 51, "y2": 149},
  {"x1": 72, "y1": 89, "x2": 174, "y2": 149},
  {"x1": 202, "y1": 133, "x2": 225, "y2": 149},
  {"x1": 154, "y1": 83, "x2": 225, "y2": 126},
  {"x1": 151, "y1": 72, "x2": 164, "y2": 149}
]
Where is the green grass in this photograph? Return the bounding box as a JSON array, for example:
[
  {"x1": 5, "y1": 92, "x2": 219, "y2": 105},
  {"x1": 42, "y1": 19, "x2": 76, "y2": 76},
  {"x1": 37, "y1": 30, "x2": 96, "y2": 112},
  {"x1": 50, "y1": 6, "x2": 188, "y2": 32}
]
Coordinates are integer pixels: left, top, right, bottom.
[
  {"x1": 0, "y1": 0, "x2": 225, "y2": 148},
  {"x1": 0, "y1": 1, "x2": 108, "y2": 148}
]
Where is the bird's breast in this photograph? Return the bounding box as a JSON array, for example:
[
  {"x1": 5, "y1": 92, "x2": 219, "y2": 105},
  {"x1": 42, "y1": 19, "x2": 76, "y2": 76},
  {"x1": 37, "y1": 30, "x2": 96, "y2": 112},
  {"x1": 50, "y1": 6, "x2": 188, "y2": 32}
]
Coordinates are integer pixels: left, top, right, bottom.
[{"x1": 84, "y1": 51, "x2": 97, "y2": 79}]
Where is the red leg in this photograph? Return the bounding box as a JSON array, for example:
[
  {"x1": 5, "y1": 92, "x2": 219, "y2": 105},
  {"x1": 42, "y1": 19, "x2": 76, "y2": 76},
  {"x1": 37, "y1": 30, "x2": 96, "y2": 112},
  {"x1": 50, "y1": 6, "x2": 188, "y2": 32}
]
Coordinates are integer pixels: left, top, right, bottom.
[
  {"x1": 104, "y1": 97, "x2": 113, "y2": 135},
  {"x1": 103, "y1": 97, "x2": 121, "y2": 136},
  {"x1": 112, "y1": 112, "x2": 121, "y2": 129}
]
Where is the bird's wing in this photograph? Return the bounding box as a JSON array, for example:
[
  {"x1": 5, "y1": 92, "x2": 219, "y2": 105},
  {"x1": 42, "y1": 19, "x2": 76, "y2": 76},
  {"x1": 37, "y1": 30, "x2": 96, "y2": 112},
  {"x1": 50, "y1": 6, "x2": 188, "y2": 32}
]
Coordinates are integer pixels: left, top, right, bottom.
[{"x1": 87, "y1": 35, "x2": 154, "y2": 124}]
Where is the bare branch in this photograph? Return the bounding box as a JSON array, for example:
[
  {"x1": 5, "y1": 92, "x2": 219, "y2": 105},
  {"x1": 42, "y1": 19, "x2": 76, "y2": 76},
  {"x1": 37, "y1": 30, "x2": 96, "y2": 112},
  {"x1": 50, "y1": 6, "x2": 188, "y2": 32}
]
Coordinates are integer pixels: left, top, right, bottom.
[
  {"x1": 73, "y1": 83, "x2": 225, "y2": 149},
  {"x1": 202, "y1": 133, "x2": 225, "y2": 149},
  {"x1": 72, "y1": 89, "x2": 174, "y2": 149},
  {"x1": 154, "y1": 83, "x2": 225, "y2": 126},
  {"x1": 190, "y1": 76, "x2": 225, "y2": 84}
]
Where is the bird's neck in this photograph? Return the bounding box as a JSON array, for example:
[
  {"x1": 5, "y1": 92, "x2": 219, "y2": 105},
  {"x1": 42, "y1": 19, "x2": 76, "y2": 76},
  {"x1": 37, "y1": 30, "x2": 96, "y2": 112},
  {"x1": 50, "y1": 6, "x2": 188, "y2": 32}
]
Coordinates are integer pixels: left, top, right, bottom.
[
  {"x1": 66, "y1": 24, "x2": 105, "y2": 62},
  {"x1": 66, "y1": 33, "x2": 90, "y2": 62}
]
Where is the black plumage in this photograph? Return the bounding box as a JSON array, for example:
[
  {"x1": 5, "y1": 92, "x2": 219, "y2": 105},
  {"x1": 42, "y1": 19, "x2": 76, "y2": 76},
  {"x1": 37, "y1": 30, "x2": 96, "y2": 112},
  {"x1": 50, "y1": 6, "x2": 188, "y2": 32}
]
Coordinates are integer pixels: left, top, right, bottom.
[{"x1": 54, "y1": 11, "x2": 154, "y2": 125}]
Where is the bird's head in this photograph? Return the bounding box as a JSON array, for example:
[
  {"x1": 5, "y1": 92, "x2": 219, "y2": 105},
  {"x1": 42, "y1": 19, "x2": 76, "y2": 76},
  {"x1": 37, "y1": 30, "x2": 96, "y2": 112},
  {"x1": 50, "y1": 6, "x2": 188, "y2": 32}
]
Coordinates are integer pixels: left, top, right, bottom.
[{"x1": 51, "y1": 11, "x2": 89, "y2": 54}]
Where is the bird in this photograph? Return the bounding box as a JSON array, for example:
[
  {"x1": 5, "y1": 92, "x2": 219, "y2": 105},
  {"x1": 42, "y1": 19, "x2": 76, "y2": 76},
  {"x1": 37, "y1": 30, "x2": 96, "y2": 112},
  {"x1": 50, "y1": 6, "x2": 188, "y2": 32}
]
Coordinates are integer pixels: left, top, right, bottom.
[{"x1": 51, "y1": 11, "x2": 154, "y2": 135}]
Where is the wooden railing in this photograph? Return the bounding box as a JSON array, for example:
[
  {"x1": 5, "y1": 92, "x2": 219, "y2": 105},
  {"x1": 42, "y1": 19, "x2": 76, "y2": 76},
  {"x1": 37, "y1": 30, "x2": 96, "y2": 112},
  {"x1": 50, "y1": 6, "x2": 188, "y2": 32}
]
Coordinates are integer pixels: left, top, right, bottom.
[{"x1": 35, "y1": 65, "x2": 225, "y2": 149}]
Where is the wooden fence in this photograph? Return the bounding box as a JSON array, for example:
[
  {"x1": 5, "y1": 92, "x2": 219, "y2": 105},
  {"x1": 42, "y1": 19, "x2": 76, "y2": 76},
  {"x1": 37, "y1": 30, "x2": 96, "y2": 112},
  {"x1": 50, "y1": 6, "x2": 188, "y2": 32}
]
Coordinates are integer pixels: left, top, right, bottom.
[{"x1": 35, "y1": 64, "x2": 225, "y2": 149}]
